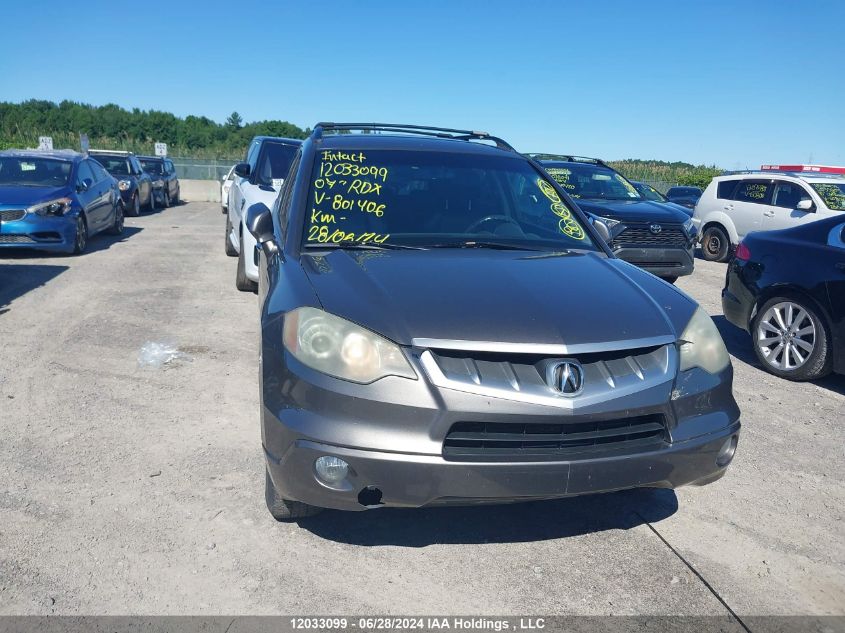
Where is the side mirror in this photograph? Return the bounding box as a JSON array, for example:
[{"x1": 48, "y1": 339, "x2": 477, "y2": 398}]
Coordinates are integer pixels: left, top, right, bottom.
[
  {"x1": 77, "y1": 178, "x2": 93, "y2": 192},
  {"x1": 797, "y1": 199, "x2": 814, "y2": 211},
  {"x1": 246, "y1": 202, "x2": 276, "y2": 250},
  {"x1": 234, "y1": 162, "x2": 251, "y2": 178},
  {"x1": 590, "y1": 217, "x2": 612, "y2": 243}
]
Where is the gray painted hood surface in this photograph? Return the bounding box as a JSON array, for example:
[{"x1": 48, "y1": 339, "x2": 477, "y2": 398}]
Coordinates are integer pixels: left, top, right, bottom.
[{"x1": 301, "y1": 249, "x2": 697, "y2": 347}]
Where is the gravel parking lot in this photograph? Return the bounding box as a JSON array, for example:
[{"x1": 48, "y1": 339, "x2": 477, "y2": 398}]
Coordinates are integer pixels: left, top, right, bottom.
[{"x1": 0, "y1": 202, "x2": 842, "y2": 617}]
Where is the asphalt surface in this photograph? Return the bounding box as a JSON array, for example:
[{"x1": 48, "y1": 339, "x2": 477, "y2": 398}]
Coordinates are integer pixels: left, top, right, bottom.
[{"x1": 0, "y1": 202, "x2": 842, "y2": 617}]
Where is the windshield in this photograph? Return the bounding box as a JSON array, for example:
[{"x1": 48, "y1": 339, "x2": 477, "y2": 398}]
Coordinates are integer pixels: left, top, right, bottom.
[
  {"x1": 256, "y1": 142, "x2": 297, "y2": 186},
  {"x1": 811, "y1": 183, "x2": 845, "y2": 211},
  {"x1": 635, "y1": 182, "x2": 666, "y2": 202},
  {"x1": 302, "y1": 149, "x2": 598, "y2": 252},
  {"x1": 93, "y1": 155, "x2": 131, "y2": 176},
  {"x1": 140, "y1": 159, "x2": 164, "y2": 175},
  {"x1": 542, "y1": 163, "x2": 640, "y2": 201},
  {"x1": 0, "y1": 157, "x2": 72, "y2": 187}
]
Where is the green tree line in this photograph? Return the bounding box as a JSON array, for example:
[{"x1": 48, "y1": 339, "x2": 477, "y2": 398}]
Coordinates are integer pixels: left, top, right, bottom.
[
  {"x1": 0, "y1": 100, "x2": 724, "y2": 188},
  {"x1": 0, "y1": 100, "x2": 309, "y2": 159},
  {"x1": 608, "y1": 158, "x2": 723, "y2": 191}
]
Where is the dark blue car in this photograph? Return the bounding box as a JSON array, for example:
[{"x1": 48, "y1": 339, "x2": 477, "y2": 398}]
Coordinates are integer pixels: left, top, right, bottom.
[{"x1": 0, "y1": 150, "x2": 123, "y2": 254}]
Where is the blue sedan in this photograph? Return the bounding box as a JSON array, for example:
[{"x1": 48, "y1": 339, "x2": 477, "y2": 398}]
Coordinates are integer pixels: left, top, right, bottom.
[{"x1": 0, "y1": 150, "x2": 123, "y2": 254}]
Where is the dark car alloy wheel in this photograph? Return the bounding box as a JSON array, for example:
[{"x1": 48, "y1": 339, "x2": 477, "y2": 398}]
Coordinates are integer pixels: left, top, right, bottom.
[
  {"x1": 72, "y1": 216, "x2": 88, "y2": 254},
  {"x1": 752, "y1": 298, "x2": 831, "y2": 380},
  {"x1": 108, "y1": 203, "x2": 124, "y2": 235},
  {"x1": 701, "y1": 225, "x2": 730, "y2": 262}
]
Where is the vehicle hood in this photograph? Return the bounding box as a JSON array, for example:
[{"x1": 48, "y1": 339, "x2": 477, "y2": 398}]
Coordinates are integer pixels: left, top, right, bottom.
[
  {"x1": 575, "y1": 198, "x2": 690, "y2": 223},
  {"x1": 301, "y1": 249, "x2": 697, "y2": 347},
  {"x1": 244, "y1": 183, "x2": 280, "y2": 208},
  {"x1": 0, "y1": 185, "x2": 71, "y2": 207}
]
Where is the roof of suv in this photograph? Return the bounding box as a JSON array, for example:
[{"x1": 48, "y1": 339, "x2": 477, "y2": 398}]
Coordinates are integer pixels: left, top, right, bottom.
[
  {"x1": 252, "y1": 136, "x2": 303, "y2": 145},
  {"x1": 310, "y1": 123, "x2": 519, "y2": 158},
  {"x1": 89, "y1": 149, "x2": 133, "y2": 156},
  {"x1": 0, "y1": 149, "x2": 82, "y2": 161}
]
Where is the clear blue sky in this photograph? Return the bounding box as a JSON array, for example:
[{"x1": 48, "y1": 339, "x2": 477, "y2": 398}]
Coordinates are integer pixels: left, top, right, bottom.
[{"x1": 1, "y1": 0, "x2": 843, "y2": 168}]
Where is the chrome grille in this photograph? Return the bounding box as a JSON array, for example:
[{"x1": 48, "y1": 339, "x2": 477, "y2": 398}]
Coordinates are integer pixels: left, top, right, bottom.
[{"x1": 420, "y1": 344, "x2": 676, "y2": 411}]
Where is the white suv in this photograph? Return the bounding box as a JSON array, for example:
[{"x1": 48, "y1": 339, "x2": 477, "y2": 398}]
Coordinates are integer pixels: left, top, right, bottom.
[
  {"x1": 693, "y1": 172, "x2": 845, "y2": 262},
  {"x1": 225, "y1": 136, "x2": 301, "y2": 291}
]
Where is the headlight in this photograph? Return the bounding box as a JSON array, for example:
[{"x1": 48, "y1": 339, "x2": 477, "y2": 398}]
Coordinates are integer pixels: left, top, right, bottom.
[
  {"x1": 683, "y1": 217, "x2": 696, "y2": 235},
  {"x1": 27, "y1": 197, "x2": 72, "y2": 216},
  {"x1": 155, "y1": 179, "x2": 164, "y2": 188},
  {"x1": 282, "y1": 307, "x2": 416, "y2": 383},
  {"x1": 118, "y1": 180, "x2": 131, "y2": 191},
  {"x1": 679, "y1": 307, "x2": 730, "y2": 374}
]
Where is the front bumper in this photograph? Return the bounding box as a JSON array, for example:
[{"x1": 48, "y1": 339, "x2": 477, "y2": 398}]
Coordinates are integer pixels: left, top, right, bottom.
[
  {"x1": 262, "y1": 340, "x2": 741, "y2": 512},
  {"x1": 0, "y1": 211, "x2": 77, "y2": 252},
  {"x1": 266, "y1": 423, "x2": 739, "y2": 511},
  {"x1": 613, "y1": 245, "x2": 695, "y2": 278}
]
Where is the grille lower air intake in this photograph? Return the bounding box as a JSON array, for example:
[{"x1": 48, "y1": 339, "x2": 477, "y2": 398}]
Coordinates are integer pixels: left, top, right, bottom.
[
  {"x1": 0, "y1": 210, "x2": 25, "y2": 222},
  {"x1": 443, "y1": 414, "x2": 667, "y2": 461}
]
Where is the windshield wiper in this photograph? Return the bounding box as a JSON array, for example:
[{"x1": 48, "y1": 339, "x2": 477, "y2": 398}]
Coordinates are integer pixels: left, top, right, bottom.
[
  {"x1": 304, "y1": 241, "x2": 427, "y2": 251},
  {"x1": 426, "y1": 240, "x2": 542, "y2": 251}
]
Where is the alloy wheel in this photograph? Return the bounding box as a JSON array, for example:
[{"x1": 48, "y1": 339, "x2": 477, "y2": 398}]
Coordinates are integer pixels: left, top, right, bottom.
[{"x1": 756, "y1": 301, "x2": 816, "y2": 371}]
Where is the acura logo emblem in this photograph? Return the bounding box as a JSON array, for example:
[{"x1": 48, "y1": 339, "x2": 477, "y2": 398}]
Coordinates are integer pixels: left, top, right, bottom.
[
  {"x1": 548, "y1": 360, "x2": 585, "y2": 396},
  {"x1": 649, "y1": 224, "x2": 662, "y2": 234}
]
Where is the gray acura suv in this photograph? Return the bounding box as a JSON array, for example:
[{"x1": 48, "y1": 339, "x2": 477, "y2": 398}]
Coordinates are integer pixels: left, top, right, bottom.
[{"x1": 245, "y1": 123, "x2": 741, "y2": 520}]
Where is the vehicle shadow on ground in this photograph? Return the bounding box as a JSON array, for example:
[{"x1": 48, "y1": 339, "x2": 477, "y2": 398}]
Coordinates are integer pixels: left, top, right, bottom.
[
  {"x1": 713, "y1": 315, "x2": 845, "y2": 396},
  {"x1": 0, "y1": 263, "x2": 68, "y2": 316},
  {"x1": 298, "y1": 487, "x2": 678, "y2": 547},
  {"x1": 0, "y1": 227, "x2": 143, "y2": 259}
]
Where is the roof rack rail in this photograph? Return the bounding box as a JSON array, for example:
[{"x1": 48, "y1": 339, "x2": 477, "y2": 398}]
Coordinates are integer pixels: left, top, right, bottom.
[
  {"x1": 312, "y1": 122, "x2": 516, "y2": 152},
  {"x1": 525, "y1": 153, "x2": 609, "y2": 168}
]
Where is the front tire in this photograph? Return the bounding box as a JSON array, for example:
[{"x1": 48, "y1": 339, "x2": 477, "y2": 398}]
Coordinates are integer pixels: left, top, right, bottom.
[
  {"x1": 148, "y1": 189, "x2": 157, "y2": 212},
  {"x1": 225, "y1": 215, "x2": 237, "y2": 257},
  {"x1": 71, "y1": 216, "x2": 88, "y2": 254},
  {"x1": 163, "y1": 190, "x2": 171, "y2": 208},
  {"x1": 265, "y1": 469, "x2": 322, "y2": 521},
  {"x1": 751, "y1": 297, "x2": 832, "y2": 381},
  {"x1": 701, "y1": 225, "x2": 730, "y2": 262},
  {"x1": 235, "y1": 228, "x2": 258, "y2": 292},
  {"x1": 127, "y1": 193, "x2": 141, "y2": 217},
  {"x1": 107, "y1": 204, "x2": 124, "y2": 235}
]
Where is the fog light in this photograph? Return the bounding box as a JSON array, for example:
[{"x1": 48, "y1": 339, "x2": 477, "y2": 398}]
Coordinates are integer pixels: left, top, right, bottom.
[
  {"x1": 315, "y1": 456, "x2": 349, "y2": 485},
  {"x1": 716, "y1": 435, "x2": 738, "y2": 467}
]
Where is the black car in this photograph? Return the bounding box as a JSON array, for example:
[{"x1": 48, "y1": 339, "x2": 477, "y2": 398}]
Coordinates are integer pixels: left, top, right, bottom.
[
  {"x1": 139, "y1": 156, "x2": 180, "y2": 207},
  {"x1": 89, "y1": 150, "x2": 154, "y2": 216},
  {"x1": 632, "y1": 181, "x2": 667, "y2": 202},
  {"x1": 722, "y1": 215, "x2": 845, "y2": 381},
  {"x1": 0, "y1": 150, "x2": 123, "y2": 254},
  {"x1": 666, "y1": 186, "x2": 702, "y2": 210},
  {"x1": 532, "y1": 155, "x2": 697, "y2": 283},
  {"x1": 633, "y1": 181, "x2": 694, "y2": 217},
  {"x1": 243, "y1": 123, "x2": 739, "y2": 520}
]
